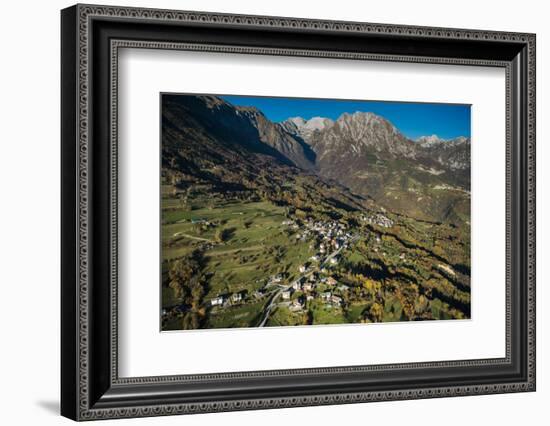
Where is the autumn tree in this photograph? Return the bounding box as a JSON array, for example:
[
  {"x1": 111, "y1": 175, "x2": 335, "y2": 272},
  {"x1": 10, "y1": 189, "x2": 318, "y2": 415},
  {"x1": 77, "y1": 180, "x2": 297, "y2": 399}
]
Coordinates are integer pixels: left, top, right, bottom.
[
  {"x1": 368, "y1": 302, "x2": 384, "y2": 322},
  {"x1": 167, "y1": 251, "x2": 206, "y2": 307}
]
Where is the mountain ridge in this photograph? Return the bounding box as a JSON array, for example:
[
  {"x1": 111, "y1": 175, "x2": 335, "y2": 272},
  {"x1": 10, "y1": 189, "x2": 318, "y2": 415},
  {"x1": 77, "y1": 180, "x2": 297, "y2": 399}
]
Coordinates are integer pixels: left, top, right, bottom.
[{"x1": 164, "y1": 95, "x2": 470, "y2": 224}]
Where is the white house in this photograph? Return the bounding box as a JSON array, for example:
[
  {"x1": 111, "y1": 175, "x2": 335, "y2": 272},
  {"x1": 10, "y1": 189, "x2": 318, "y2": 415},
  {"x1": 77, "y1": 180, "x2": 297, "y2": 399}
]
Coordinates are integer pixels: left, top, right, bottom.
[
  {"x1": 210, "y1": 296, "x2": 224, "y2": 306},
  {"x1": 292, "y1": 281, "x2": 302, "y2": 291},
  {"x1": 298, "y1": 265, "x2": 307, "y2": 273},
  {"x1": 231, "y1": 293, "x2": 242, "y2": 303},
  {"x1": 331, "y1": 295, "x2": 343, "y2": 306},
  {"x1": 289, "y1": 300, "x2": 304, "y2": 311},
  {"x1": 320, "y1": 292, "x2": 332, "y2": 302},
  {"x1": 282, "y1": 290, "x2": 292, "y2": 300},
  {"x1": 329, "y1": 257, "x2": 339, "y2": 265},
  {"x1": 303, "y1": 282, "x2": 315, "y2": 292}
]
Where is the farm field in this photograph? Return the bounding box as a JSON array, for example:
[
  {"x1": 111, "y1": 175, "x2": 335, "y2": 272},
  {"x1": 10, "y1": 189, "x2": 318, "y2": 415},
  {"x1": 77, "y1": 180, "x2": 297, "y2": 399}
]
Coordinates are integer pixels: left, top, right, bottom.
[
  {"x1": 161, "y1": 188, "x2": 470, "y2": 330},
  {"x1": 161, "y1": 194, "x2": 324, "y2": 329}
]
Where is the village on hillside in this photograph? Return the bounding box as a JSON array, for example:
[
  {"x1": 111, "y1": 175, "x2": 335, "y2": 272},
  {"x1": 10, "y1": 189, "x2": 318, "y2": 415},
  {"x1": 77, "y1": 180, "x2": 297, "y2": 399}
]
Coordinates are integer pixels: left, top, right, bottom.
[
  {"x1": 204, "y1": 216, "x2": 360, "y2": 326},
  {"x1": 160, "y1": 192, "x2": 467, "y2": 330}
]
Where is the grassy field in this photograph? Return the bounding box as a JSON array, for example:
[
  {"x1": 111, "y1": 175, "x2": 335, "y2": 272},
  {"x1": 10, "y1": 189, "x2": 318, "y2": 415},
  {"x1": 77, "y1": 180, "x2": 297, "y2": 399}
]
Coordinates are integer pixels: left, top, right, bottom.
[
  {"x1": 266, "y1": 306, "x2": 306, "y2": 327},
  {"x1": 206, "y1": 301, "x2": 268, "y2": 328},
  {"x1": 310, "y1": 301, "x2": 347, "y2": 325},
  {"x1": 162, "y1": 194, "x2": 315, "y2": 323},
  {"x1": 161, "y1": 184, "x2": 470, "y2": 329},
  {"x1": 345, "y1": 302, "x2": 369, "y2": 323}
]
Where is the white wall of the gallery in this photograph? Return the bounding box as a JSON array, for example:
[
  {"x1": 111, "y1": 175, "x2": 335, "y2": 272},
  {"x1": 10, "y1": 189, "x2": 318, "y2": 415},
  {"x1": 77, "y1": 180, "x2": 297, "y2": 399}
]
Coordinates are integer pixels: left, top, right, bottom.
[{"x1": 0, "y1": 0, "x2": 547, "y2": 424}]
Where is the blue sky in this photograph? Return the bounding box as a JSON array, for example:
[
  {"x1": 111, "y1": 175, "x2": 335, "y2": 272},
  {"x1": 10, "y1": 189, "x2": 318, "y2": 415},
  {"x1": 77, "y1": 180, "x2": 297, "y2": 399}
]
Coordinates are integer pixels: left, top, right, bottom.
[{"x1": 221, "y1": 95, "x2": 471, "y2": 140}]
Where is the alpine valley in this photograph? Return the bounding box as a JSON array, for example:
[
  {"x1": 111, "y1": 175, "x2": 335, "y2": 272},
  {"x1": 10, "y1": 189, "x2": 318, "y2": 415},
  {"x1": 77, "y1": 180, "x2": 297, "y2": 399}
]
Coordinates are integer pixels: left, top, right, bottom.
[{"x1": 161, "y1": 94, "x2": 471, "y2": 330}]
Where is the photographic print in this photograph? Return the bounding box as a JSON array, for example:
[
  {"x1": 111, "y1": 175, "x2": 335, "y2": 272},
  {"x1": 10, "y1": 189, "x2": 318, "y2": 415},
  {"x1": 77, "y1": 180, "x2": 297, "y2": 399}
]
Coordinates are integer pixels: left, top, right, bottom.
[{"x1": 161, "y1": 94, "x2": 471, "y2": 331}]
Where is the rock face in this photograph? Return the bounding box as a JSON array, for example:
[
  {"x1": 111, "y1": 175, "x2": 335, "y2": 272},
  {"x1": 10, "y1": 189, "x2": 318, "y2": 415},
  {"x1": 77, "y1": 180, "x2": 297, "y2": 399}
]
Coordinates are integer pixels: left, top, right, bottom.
[
  {"x1": 280, "y1": 116, "x2": 334, "y2": 142},
  {"x1": 163, "y1": 94, "x2": 471, "y2": 224},
  {"x1": 286, "y1": 111, "x2": 418, "y2": 185},
  {"x1": 233, "y1": 107, "x2": 317, "y2": 170},
  {"x1": 162, "y1": 94, "x2": 316, "y2": 170},
  {"x1": 281, "y1": 110, "x2": 471, "y2": 224},
  {"x1": 417, "y1": 135, "x2": 471, "y2": 171},
  {"x1": 311, "y1": 112, "x2": 416, "y2": 158},
  {"x1": 282, "y1": 113, "x2": 470, "y2": 174}
]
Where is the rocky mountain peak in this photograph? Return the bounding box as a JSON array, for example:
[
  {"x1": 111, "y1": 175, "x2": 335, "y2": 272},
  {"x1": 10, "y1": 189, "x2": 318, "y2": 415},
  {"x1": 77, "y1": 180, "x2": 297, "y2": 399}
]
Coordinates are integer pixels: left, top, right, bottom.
[
  {"x1": 286, "y1": 116, "x2": 306, "y2": 127},
  {"x1": 335, "y1": 111, "x2": 400, "y2": 136},
  {"x1": 417, "y1": 134, "x2": 443, "y2": 147},
  {"x1": 304, "y1": 116, "x2": 334, "y2": 131},
  {"x1": 450, "y1": 136, "x2": 469, "y2": 145},
  {"x1": 309, "y1": 110, "x2": 413, "y2": 160},
  {"x1": 281, "y1": 116, "x2": 334, "y2": 141},
  {"x1": 417, "y1": 134, "x2": 470, "y2": 149},
  {"x1": 416, "y1": 135, "x2": 470, "y2": 171}
]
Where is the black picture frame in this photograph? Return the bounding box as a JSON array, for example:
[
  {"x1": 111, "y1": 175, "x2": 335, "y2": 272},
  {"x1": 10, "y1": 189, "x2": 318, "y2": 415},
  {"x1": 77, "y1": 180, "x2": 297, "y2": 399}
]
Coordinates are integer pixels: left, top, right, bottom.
[{"x1": 61, "y1": 4, "x2": 536, "y2": 421}]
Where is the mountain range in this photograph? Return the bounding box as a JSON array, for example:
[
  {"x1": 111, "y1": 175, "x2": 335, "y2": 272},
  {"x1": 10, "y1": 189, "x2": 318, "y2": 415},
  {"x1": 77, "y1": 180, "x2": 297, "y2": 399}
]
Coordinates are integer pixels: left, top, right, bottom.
[{"x1": 162, "y1": 95, "x2": 470, "y2": 224}]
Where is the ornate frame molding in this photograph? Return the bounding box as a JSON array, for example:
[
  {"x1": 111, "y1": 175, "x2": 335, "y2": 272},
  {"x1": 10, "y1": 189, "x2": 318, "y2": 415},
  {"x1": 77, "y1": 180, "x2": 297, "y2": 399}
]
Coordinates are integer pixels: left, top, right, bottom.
[{"x1": 61, "y1": 4, "x2": 536, "y2": 421}]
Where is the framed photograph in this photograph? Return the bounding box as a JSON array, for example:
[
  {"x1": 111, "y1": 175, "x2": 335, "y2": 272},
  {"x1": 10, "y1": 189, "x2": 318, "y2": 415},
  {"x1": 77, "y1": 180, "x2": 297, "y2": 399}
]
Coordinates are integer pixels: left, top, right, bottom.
[{"x1": 61, "y1": 4, "x2": 536, "y2": 421}]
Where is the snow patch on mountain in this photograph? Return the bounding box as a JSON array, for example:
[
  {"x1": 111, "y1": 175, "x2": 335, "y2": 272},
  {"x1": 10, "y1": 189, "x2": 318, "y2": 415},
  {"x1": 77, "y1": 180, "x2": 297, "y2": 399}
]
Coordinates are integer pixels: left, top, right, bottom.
[
  {"x1": 417, "y1": 134, "x2": 470, "y2": 148},
  {"x1": 416, "y1": 134, "x2": 444, "y2": 147},
  {"x1": 280, "y1": 116, "x2": 334, "y2": 142}
]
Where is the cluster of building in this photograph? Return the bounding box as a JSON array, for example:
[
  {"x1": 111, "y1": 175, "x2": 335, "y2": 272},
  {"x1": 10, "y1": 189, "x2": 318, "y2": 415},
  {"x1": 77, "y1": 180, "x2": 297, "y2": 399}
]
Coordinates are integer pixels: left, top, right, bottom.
[
  {"x1": 285, "y1": 291, "x2": 344, "y2": 310},
  {"x1": 278, "y1": 272, "x2": 349, "y2": 310},
  {"x1": 290, "y1": 273, "x2": 339, "y2": 293},
  {"x1": 279, "y1": 290, "x2": 344, "y2": 309},
  {"x1": 320, "y1": 292, "x2": 343, "y2": 307},
  {"x1": 209, "y1": 290, "x2": 247, "y2": 307},
  {"x1": 284, "y1": 217, "x2": 354, "y2": 249},
  {"x1": 306, "y1": 218, "x2": 353, "y2": 245},
  {"x1": 208, "y1": 216, "x2": 361, "y2": 312},
  {"x1": 360, "y1": 213, "x2": 394, "y2": 228}
]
